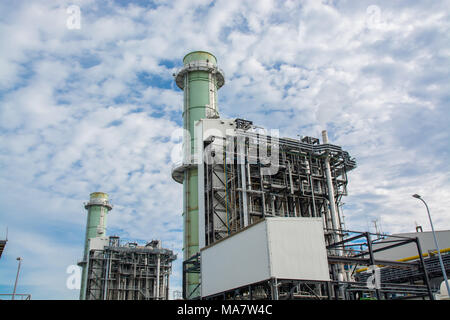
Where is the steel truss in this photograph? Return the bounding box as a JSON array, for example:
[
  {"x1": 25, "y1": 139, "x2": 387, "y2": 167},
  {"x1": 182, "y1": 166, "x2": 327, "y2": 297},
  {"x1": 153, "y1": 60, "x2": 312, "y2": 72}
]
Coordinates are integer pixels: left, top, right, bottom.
[
  {"x1": 182, "y1": 253, "x2": 201, "y2": 300},
  {"x1": 326, "y1": 230, "x2": 434, "y2": 300},
  {"x1": 85, "y1": 238, "x2": 176, "y2": 300},
  {"x1": 202, "y1": 130, "x2": 356, "y2": 248},
  {"x1": 203, "y1": 278, "x2": 432, "y2": 300}
]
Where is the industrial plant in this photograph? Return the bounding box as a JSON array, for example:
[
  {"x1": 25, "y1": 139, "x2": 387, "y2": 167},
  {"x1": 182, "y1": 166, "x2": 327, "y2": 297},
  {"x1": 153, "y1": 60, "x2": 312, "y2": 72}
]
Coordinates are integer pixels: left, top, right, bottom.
[
  {"x1": 170, "y1": 51, "x2": 450, "y2": 300},
  {"x1": 78, "y1": 192, "x2": 176, "y2": 300},
  {"x1": 73, "y1": 51, "x2": 450, "y2": 301}
]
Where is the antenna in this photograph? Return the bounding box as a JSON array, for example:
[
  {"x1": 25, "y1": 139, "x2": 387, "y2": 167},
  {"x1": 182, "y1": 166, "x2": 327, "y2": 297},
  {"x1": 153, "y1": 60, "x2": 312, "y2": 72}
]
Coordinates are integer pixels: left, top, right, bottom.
[{"x1": 372, "y1": 219, "x2": 381, "y2": 239}]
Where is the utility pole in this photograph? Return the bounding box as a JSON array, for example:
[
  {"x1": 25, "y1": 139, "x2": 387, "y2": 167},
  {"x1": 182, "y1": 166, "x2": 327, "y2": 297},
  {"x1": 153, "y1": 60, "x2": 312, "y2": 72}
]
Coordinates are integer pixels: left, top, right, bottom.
[
  {"x1": 12, "y1": 257, "x2": 22, "y2": 300},
  {"x1": 412, "y1": 194, "x2": 450, "y2": 297}
]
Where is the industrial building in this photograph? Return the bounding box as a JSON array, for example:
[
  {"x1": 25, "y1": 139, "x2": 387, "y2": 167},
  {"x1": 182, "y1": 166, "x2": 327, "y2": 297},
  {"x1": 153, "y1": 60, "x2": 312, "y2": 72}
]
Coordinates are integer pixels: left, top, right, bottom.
[
  {"x1": 355, "y1": 230, "x2": 450, "y2": 296},
  {"x1": 78, "y1": 192, "x2": 176, "y2": 300},
  {"x1": 0, "y1": 238, "x2": 6, "y2": 260},
  {"x1": 171, "y1": 51, "x2": 449, "y2": 300}
]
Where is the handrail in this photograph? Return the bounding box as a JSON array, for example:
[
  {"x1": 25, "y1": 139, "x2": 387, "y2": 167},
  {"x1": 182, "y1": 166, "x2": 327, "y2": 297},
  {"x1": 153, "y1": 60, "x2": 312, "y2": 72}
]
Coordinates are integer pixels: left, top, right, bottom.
[
  {"x1": 356, "y1": 247, "x2": 450, "y2": 273},
  {"x1": 0, "y1": 293, "x2": 32, "y2": 300}
]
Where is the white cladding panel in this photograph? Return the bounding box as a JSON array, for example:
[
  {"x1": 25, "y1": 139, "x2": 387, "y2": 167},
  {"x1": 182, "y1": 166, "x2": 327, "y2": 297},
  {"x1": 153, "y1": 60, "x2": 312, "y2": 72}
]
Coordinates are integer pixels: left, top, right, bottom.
[
  {"x1": 201, "y1": 217, "x2": 329, "y2": 297},
  {"x1": 373, "y1": 230, "x2": 450, "y2": 260},
  {"x1": 201, "y1": 221, "x2": 270, "y2": 297},
  {"x1": 198, "y1": 118, "x2": 236, "y2": 138},
  {"x1": 88, "y1": 237, "x2": 109, "y2": 251},
  {"x1": 267, "y1": 218, "x2": 330, "y2": 281}
]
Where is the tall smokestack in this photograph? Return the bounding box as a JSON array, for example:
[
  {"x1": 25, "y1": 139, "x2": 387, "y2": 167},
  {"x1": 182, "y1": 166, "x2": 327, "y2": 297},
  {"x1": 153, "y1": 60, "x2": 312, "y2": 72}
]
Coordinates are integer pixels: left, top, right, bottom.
[
  {"x1": 78, "y1": 192, "x2": 113, "y2": 300},
  {"x1": 172, "y1": 51, "x2": 225, "y2": 299}
]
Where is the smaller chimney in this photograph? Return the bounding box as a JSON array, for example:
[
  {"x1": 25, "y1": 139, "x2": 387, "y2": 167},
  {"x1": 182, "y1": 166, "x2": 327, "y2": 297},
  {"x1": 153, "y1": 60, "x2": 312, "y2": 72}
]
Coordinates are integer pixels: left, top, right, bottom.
[{"x1": 322, "y1": 130, "x2": 329, "y2": 144}]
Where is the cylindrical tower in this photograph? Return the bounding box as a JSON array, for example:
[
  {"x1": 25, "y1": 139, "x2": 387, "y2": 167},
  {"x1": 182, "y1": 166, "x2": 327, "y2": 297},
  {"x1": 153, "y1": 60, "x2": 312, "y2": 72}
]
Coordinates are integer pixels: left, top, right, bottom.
[
  {"x1": 173, "y1": 51, "x2": 225, "y2": 299},
  {"x1": 79, "y1": 192, "x2": 113, "y2": 300}
]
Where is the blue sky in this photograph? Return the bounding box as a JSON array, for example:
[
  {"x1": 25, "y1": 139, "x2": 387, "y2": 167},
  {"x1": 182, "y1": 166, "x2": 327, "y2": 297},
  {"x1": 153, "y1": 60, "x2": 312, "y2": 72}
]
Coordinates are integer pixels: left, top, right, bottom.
[{"x1": 0, "y1": 0, "x2": 449, "y2": 299}]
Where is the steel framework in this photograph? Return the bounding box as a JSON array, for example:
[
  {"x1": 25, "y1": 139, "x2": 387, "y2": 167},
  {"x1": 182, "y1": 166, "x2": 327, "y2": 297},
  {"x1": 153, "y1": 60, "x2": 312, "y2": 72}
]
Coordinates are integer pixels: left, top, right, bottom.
[
  {"x1": 197, "y1": 229, "x2": 435, "y2": 300},
  {"x1": 202, "y1": 127, "x2": 356, "y2": 249},
  {"x1": 203, "y1": 279, "x2": 433, "y2": 300},
  {"x1": 85, "y1": 237, "x2": 176, "y2": 300},
  {"x1": 181, "y1": 124, "x2": 358, "y2": 298}
]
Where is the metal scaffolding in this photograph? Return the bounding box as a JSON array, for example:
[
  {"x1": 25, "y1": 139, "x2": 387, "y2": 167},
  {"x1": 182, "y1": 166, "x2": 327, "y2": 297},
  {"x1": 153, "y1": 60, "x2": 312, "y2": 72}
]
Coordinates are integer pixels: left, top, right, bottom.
[
  {"x1": 84, "y1": 237, "x2": 176, "y2": 300},
  {"x1": 202, "y1": 124, "x2": 356, "y2": 250}
]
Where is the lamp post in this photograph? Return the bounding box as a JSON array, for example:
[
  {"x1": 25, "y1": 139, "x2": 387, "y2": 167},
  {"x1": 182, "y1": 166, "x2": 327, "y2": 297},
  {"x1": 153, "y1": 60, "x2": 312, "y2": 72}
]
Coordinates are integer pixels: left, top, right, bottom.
[
  {"x1": 412, "y1": 194, "x2": 450, "y2": 297},
  {"x1": 12, "y1": 257, "x2": 22, "y2": 300}
]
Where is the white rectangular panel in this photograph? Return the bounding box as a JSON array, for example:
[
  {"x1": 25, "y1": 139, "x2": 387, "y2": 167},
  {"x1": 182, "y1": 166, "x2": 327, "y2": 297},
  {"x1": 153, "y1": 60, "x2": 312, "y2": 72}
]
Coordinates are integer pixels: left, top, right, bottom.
[{"x1": 201, "y1": 217, "x2": 330, "y2": 297}]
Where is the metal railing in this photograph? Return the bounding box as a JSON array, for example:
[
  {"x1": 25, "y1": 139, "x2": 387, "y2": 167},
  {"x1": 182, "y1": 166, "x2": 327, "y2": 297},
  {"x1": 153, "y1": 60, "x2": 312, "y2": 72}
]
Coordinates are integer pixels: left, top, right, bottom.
[{"x1": 0, "y1": 293, "x2": 32, "y2": 300}]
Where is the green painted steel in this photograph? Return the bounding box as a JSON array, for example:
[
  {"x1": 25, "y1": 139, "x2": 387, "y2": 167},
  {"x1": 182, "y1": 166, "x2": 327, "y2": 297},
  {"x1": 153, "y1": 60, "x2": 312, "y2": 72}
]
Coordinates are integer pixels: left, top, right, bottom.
[
  {"x1": 175, "y1": 51, "x2": 223, "y2": 298},
  {"x1": 183, "y1": 51, "x2": 217, "y2": 65},
  {"x1": 79, "y1": 192, "x2": 112, "y2": 300}
]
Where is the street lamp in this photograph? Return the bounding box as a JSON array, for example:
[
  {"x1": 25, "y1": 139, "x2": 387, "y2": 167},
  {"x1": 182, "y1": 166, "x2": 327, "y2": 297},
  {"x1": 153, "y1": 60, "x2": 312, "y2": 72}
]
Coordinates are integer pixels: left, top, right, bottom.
[
  {"x1": 412, "y1": 194, "x2": 450, "y2": 297},
  {"x1": 12, "y1": 257, "x2": 22, "y2": 300}
]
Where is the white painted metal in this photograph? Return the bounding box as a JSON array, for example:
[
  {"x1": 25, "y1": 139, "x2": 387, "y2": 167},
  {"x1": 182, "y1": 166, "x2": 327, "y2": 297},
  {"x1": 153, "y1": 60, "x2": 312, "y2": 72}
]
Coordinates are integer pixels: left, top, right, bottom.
[
  {"x1": 440, "y1": 281, "x2": 450, "y2": 298},
  {"x1": 201, "y1": 220, "x2": 270, "y2": 297},
  {"x1": 373, "y1": 230, "x2": 450, "y2": 260},
  {"x1": 266, "y1": 218, "x2": 330, "y2": 281},
  {"x1": 88, "y1": 237, "x2": 109, "y2": 251},
  {"x1": 238, "y1": 134, "x2": 249, "y2": 227},
  {"x1": 201, "y1": 217, "x2": 329, "y2": 297}
]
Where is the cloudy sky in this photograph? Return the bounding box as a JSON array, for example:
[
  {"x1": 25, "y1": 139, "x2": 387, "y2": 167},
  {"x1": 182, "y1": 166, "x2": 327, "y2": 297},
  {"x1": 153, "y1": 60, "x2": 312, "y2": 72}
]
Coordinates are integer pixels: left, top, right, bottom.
[{"x1": 0, "y1": 0, "x2": 449, "y2": 299}]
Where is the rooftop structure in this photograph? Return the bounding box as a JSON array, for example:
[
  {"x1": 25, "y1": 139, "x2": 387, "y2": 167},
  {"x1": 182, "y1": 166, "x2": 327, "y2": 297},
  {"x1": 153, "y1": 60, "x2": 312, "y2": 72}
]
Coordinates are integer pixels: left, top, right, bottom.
[{"x1": 82, "y1": 236, "x2": 176, "y2": 300}]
